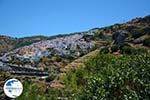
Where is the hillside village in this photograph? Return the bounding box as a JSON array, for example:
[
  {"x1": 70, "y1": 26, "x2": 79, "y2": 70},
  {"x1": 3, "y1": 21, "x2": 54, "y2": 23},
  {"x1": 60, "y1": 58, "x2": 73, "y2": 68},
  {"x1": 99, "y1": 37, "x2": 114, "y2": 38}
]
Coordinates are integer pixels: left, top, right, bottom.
[{"x1": 1, "y1": 34, "x2": 95, "y2": 64}]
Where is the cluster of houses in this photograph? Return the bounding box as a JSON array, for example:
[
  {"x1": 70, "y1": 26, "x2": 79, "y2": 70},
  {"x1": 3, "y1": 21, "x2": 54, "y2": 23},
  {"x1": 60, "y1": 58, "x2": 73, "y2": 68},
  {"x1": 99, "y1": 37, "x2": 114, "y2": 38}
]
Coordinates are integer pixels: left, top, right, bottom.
[{"x1": 1, "y1": 34, "x2": 95, "y2": 63}]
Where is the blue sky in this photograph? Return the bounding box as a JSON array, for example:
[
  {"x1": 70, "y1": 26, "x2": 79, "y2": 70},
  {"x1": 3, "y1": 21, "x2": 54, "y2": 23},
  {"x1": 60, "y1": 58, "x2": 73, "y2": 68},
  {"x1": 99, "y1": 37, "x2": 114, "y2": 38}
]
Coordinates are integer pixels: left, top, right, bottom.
[{"x1": 0, "y1": 0, "x2": 150, "y2": 37}]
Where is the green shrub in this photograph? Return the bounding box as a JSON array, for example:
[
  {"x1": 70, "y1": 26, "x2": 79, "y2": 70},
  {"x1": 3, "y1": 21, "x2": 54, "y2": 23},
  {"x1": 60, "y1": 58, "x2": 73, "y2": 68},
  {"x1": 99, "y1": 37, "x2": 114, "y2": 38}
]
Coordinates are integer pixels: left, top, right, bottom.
[
  {"x1": 90, "y1": 45, "x2": 97, "y2": 51},
  {"x1": 134, "y1": 48, "x2": 149, "y2": 54},
  {"x1": 75, "y1": 67, "x2": 87, "y2": 86},
  {"x1": 100, "y1": 47, "x2": 109, "y2": 53},
  {"x1": 111, "y1": 45, "x2": 119, "y2": 52},
  {"x1": 131, "y1": 29, "x2": 146, "y2": 38},
  {"x1": 76, "y1": 53, "x2": 150, "y2": 100},
  {"x1": 46, "y1": 74, "x2": 57, "y2": 82},
  {"x1": 120, "y1": 46, "x2": 134, "y2": 54},
  {"x1": 94, "y1": 32, "x2": 105, "y2": 39},
  {"x1": 17, "y1": 80, "x2": 69, "y2": 100},
  {"x1": 120, "y1": 46, "x2": 148, "y2": 55},
  {"x1": 143, "y1": 37, "x2": 150, "y2": 47},
  {"x1": 16, "y1": 81, "x2": 48, "y2": 100}
]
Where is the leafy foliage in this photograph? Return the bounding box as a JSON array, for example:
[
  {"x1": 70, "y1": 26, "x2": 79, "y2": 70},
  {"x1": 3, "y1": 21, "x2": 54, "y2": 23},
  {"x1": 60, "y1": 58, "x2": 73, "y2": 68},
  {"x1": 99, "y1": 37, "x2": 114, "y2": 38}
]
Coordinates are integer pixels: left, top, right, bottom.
[
  {"x1": 16, "y1": 80, "x2": 48, "y2": 100},
  {"x1": 46, "y1": 74, "x2": 57, "y2": 82},
  {"x1": 143, "y1": 37, "x2": 150, "y2": 47},
  {"x1": 120, "y1": 46, "x2": 148, "y2": 55},
  {"x1": 131, "y1": 28, "x2": 146, "y2": 39},
  {"x1": 111, "y1": 45, "x2": 119, "y2": 52},
  {"x1": 100, "y1": 47, "x2": 109, "y2": 53},
  {"x1": 75, "y1": 53, "x2": 150, "y2": 100}
]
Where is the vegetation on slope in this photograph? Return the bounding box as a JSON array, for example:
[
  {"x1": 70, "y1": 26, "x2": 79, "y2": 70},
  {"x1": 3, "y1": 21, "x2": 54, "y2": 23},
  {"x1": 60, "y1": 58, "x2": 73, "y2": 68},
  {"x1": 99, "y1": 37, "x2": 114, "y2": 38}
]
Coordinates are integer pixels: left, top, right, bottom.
[
  {"x1": 62, "y1": 50, "x2": 150, "y2": 100},
  {"x1": 13, "y1": 47, "x2": 150, "y2": 100}
]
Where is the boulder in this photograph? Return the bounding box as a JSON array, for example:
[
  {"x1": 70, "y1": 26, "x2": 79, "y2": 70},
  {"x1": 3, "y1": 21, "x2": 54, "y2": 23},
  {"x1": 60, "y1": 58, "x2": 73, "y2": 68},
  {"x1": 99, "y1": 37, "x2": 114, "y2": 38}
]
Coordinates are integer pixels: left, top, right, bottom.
[{"x1": 112, "y1": 32, "x2": 126, "y2": 45}]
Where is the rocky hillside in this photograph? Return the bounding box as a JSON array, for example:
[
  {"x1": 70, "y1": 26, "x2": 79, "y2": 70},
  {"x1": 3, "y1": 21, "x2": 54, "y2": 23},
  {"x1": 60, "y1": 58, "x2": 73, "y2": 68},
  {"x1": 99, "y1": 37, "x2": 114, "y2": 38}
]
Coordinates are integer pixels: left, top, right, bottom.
[{"x1": 0, "y1": 15, "x2": 150, "y2": 75}]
